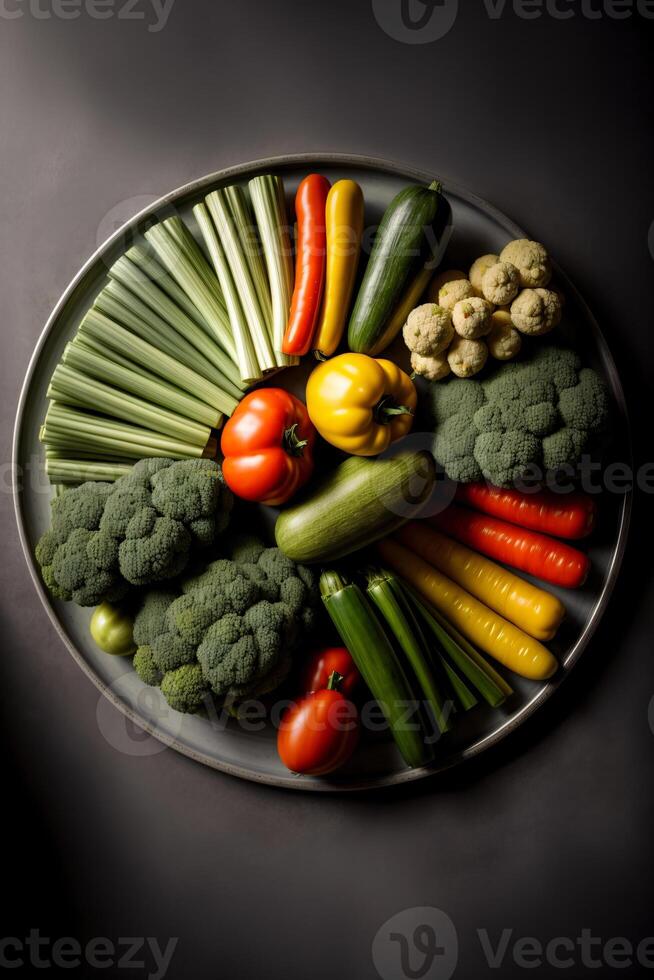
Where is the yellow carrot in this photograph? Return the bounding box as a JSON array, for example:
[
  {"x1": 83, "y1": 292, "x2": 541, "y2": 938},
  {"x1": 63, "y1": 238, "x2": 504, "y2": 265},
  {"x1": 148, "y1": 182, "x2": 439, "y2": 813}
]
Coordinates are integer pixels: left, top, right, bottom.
[
  {"x1": 377, "y1": 538, "x2": 558, "y2": 681},
  {"x1": 313, "y1": 180, "x2": 364, "y2": 358},
  {"x1": 396, "y1": 523, "x2": 565, "y2": 641}
]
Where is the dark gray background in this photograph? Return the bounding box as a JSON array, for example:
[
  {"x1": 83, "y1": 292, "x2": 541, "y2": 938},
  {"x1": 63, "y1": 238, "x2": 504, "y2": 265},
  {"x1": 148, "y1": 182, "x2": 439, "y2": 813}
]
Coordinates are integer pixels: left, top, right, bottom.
[{"x1": 2, "y1": 2, "x2": 653, "y2": 978}]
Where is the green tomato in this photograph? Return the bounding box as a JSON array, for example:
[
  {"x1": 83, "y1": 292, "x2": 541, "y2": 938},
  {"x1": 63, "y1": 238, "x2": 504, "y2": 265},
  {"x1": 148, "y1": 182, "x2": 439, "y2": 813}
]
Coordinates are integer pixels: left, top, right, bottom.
[{"x1": 90, "y1": 602, "x2": 136, "y2": 656}]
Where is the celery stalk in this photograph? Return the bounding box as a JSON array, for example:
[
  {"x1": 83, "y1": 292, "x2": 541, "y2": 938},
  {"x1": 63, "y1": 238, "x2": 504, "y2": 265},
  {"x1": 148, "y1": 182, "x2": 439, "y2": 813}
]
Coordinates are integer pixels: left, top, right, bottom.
[
  {"x1": 193, "y1": 203, "x2": 261, "y2": 384},
  {"x1": 43, "y1": 427, "x2": 204, "y2": 460},
  {"x1": 205, "y1": 189, "x2": 276, "y2": 372},
  {"x1": 94, "y1": 283, "x2": 241, "y2": 402},
  {"x1": 145, "y1": 220, "x2": 237, "y2": 362},
  {"x1": 125, "y1": 244, "x2": 217, "y2": 331},
  {"x1": 46, "y1": 459, "x2": 133, "y2": 483},
  {"x1": 79, "y1": 309, "x2": 237, "y2": 417},
  {"x1": 106, "y1": 256, "x2": 246, "y2": 396},
  {"x1": 43, "y1": 403, "x2": 210, "y2": 459},
  {"x1": 223, "y1": 185, "x2": 273, "y2": 330},
  {"x1": 63, "y1": 341, "x2": 221, "y2": 429},
  {"x1": 249, "y1": 175, "x2": 297, "y2": 367},
  {"x1": 48, "y1": 364, "x2": 217, "y2": 445}
]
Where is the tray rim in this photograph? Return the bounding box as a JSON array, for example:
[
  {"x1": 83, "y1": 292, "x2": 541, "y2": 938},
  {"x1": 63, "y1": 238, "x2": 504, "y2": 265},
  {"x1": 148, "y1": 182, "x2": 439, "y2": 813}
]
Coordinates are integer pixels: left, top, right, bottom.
[{"x1": 12, "y1": 152, "x2": 633, "y2": 792}]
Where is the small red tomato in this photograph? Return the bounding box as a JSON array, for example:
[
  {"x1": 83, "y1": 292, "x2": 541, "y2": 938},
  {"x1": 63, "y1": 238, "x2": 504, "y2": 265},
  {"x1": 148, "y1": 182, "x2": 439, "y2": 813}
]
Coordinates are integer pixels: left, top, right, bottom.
[
  {"x1": 278, "y1": 672, "x2": 359, "y2": 776},
  {"x1": 221, "y1": 388, "x2": 316, "y2": 506},
  {"x1": 301, "y1": 646, "x2": 359, "y2": 697}
]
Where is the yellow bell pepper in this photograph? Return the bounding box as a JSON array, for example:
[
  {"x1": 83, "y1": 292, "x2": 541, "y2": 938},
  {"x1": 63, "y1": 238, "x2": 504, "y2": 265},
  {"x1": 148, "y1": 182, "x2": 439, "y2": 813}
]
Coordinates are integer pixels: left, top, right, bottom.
[
  {"x1": 313, "y1": 180, "x2": 364, "y2": 359},
  {"x1": 306, "y1": 353, "x2": 416, "y2": 456}
]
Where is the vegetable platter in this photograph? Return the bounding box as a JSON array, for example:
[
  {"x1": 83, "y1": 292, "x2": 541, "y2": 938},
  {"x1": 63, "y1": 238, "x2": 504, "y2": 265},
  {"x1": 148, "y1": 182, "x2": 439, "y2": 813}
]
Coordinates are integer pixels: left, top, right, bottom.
[{"x1": 13, "y1": 155, "x2": 631, "y2": 791}]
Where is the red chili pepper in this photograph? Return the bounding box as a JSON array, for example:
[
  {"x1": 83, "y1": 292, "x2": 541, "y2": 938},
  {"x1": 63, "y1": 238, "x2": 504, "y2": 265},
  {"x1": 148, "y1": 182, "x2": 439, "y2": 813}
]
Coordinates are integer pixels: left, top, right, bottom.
[
  {"x1": 430, "y1": 506, "x2": 590, "y2": 589},
  {"x1": 277, "y1": 671, "x2": 359, "y2": 776},
  {"x1": 300, "y1": 646, "x2": 359, "y2": 697},
  {"x1": 220, "y1": 388, "x2": 316, "y2": 506},
  {"x1": 282, "y1": 174, "x2": 331, "y2": 356},
  {"x1": 456, "y1": 483, "x2": 597, "y2": 540}
]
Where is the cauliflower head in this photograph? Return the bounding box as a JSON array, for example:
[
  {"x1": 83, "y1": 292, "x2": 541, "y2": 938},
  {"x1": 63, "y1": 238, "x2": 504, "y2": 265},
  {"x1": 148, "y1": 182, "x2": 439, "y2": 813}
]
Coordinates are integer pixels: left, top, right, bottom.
[
  {"x1": 486, "y1": 310, "x2": 522, "y2": 361},
  {"x1": 469, "y1": 254, "x2": 499, "y2": 297},
  {"x1": 36, "y1": 458, "x2": 233, "y2": 606},
  {"x1": 438, "y1": 278, "x2": 474, "y2": 310},
  {"x1": 511, "y1": 288, "x2": 562, "y2": 336},
  {"x1": 447, "y1": 336, "x2": 488, "y2": 378},
  {"x1": 132, "y1": 535, "x2": 319, "y2": 711},
  {"x1": 452, "y1": 297, "x2": 493, "y2": 339},
  {"x1": 403, "y1": 304, "x2": 454, "y2": 356},
  {"x1": 427, "y1": 269, "x2": 467, "y2": 302},
  {"x1": 422, "y1": 345, "x2": 610, "y2": 486},
  {"x1": 411, "y1": 350, "x2": 451, "y2": 381},
  {"x1": 500, "y1": 239, "x2": 552, "y2": 288},
  {"x1": 482, "y1": 262, "x2": 521, "y2": 306}
]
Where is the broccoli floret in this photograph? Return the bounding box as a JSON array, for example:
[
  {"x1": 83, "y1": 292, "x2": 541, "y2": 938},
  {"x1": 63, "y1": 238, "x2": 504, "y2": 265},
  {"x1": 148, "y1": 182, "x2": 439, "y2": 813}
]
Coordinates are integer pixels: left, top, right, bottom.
[
  {"x1": 133, "y1": 647, "x2": 163, "y2": 687},
  {"x1": 130, "y1": 536, "x2": 319, "y2": 713},
  {"x1": 132, "y1": 589, "x2": 177, "y2": 646},
  {"x1": 36, "y1": 458, "x2": 233, "y2": 606},
  {"x1": 51, "y1": 527, "x2": 127, "y2": 606},
  {"x1": 424, "y1": 345, "x2": 610, "y2": 487},
  {"x1": 160, "y1": 663, "x2": 209, "y2": 714}
]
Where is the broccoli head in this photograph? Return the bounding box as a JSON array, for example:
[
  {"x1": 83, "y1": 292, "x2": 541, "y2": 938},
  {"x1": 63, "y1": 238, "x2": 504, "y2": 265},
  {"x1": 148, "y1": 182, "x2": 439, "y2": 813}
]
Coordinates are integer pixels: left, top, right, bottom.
[
  {"x1": 160, "y1": 664, "x2": 209, "y2": 714},
  {"x1": 423, "y1": 345, "x2": 610, "y2": 487},
  {"x1": 36, "y1": 457, "x2": 233, "y2": 606},
  {"x1": 131, "y1": 535, "x2": 319, "y2": 712}
]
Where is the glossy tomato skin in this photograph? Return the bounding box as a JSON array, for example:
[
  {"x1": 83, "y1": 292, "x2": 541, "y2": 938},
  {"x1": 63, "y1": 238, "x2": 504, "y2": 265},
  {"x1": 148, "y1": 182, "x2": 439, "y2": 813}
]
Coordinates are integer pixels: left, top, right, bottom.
[
  {"x1": 301, "y1": 647, "x2": 359, "y2": 697},
  {"x1": 221, "y1": 388, "x2": 316, "y2": 506},
  {"x1": 277, "y1": 689, "x2": 359, "y2": 776}
]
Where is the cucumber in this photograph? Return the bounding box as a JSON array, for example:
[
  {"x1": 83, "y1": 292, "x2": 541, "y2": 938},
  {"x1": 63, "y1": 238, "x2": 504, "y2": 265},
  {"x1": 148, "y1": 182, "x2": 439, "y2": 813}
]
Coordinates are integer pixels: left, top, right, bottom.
[
  {"x1": 348, "y1": 181, "x2": 452, "y2": 356},
  {"x1": 320, "y1": 571, "x2": 434, "y2": 769},
  {"x1": 274, "y1": 451, "x2": 436, "y2": 563}
]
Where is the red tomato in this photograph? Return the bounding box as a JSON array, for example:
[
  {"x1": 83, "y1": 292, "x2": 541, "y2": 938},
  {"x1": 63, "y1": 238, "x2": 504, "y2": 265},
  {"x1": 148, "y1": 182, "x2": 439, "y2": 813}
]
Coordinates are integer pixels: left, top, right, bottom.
[
  {"x1": 301, "y1": 646, "x2": 359, "y2": 697},
  {"x1": 277, "y1": 674, "x2": 359, "y2": 776},
  {"x1": 221, "y1": 388, "x2": 316, "y2": 506}
]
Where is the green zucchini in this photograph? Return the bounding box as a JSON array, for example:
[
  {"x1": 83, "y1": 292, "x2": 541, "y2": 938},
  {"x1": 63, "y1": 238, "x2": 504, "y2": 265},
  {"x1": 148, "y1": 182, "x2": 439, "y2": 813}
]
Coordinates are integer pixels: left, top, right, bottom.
[
  {"x1": 348, "y1": 180, "x2": 452, "y2": 356},
  {"x1": 274, "y1": 452, "x2": 436, "y2": 563},
  {"x1": 320, "y1": 571, "x2": 434, "y2": 769},
  {"x1": 366, "y1": 569, "x2": 451, "y2": 735}
]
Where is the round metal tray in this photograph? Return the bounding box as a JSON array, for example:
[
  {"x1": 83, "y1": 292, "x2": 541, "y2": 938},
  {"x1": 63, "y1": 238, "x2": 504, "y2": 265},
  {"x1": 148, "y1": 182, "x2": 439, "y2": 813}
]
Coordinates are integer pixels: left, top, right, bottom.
[{"x1": 13, "y1": 154, "x2": 632, "y2": 791}]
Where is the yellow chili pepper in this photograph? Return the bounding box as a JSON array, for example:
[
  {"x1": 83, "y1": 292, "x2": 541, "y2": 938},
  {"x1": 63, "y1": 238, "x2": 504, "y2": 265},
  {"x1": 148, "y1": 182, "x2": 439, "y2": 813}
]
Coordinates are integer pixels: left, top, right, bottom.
[
  {"x1": 377, "y1": 537, "x2": 558, "y2": 681},
  {"x1": 306, "y1": 353, "x2": 416, "y2": 456},
  {"x1": 313, "y1": 180, "x2": 365, "y2": 359},
  {"x1": 395, "y1": 523, "x2": 565, "y2": 641}
]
